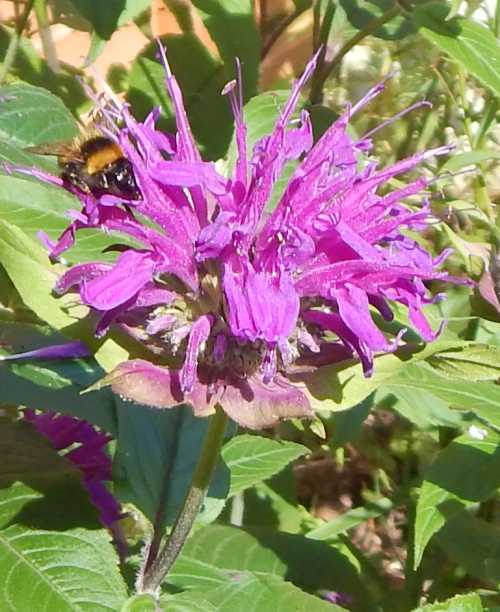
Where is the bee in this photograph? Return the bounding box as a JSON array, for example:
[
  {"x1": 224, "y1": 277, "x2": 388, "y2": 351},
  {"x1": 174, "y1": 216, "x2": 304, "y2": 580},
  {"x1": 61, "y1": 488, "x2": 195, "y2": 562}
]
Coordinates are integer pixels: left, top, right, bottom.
[{"x1": 27, "y1": 131, "x2": 141, "y2": 200}]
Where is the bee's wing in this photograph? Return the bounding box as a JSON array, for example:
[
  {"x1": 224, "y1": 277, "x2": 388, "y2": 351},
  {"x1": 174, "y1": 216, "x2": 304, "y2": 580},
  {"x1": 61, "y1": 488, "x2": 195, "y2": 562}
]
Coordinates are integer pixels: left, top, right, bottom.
[{"x1": 25, "y1": 142, "x2": 84, "y2": 163}]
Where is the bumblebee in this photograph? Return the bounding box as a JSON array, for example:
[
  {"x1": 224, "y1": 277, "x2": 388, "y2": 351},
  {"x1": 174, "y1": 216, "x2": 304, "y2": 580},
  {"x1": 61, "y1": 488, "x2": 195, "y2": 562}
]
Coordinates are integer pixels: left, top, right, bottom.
[{"x1": 28, "y1": 132, "x2": 141, "y2": 200}]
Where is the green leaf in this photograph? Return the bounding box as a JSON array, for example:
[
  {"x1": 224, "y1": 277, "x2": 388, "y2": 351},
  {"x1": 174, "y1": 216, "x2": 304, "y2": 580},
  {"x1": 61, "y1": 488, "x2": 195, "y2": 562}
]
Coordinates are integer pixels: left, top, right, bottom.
[
  {"x1": 113, "y1": 402, "x2": 230, "y2": 528},
  {"x1": 227, "y1": 90, "x2": 288, "y2": 172},
  {"x1": 0, "y1": 220, "x2": 129, "y2": 371},
  {"x1": 338, "y1": 0, "x2": 414, "y2": 40},
  {"x1": 0, "y1": 219, "x2": 82, "y2": 330},
  {"x1": 0, "y1": 174, "x2": 138, "y2": 264},
  {"x1": 243, "y1": 469, "x2": 310, "y2": 534},
  {"x1": 0, "y1": 422, "x2": 127, "y2": 611},
  {"x1": 414, "y1": 431, "x2": 500, "y2": 568},
  {"x1": 177, "y1": 524, "x2": 375, "y2": 610},
  {"x1": 162, "y1": 573, "x2": 344, "y2": 612},
  {"x1": 0, "y1": 83, "x2": 78, "y2": 146},
  {"x1": 328, "y1": 395, "x2": 373, "y2": 447},
  {"x1": 441, "y1": 150, "x2": 500, "y2": 173},
  {"x1": 222, "y1": 435, "x2": 308, "y2": 497},
  {"x1": 414, "y1": 3, "x2": 500, "y2": 96},
  {"x1": 437, "y1": 512, "x2": 500, "y2": 586},
  {"x1": 0, "y1": 418, "x2": 78, "y2": 495},
  {"x1": 69, "y1": 0, "x2": 150, "y2": 40},
  {"x1": 0, "y1": 321, "x2": 118, "y2": 433},
  {"x1": 306, "y1": 497, "x2": 392, "y2": 540},
  {"x1": 190, "y1": 0, "x2": 260, "y2": 96},
  {"x1": 120, "y1": 594, "x2": 157, "y2": 612},
  {"x1": 382, "y1": 386, "x2": 465, "y2": 430},
  {"x1": 128, "y1": 34, "x2": 233, "y2": 160},
  {"x1": 386, "y1": 362, "x2": 500, "y2": 430},
  {"x1": 304, "y1": 340, "x2": 470, "y2": 413},
  {"x1": 412, "y1": 592, "x2": 483, "y2": 612},
  {"x1": 0, "y1": 29, "x2": 87, "y2": 115},
  {"x1": 425, "y1": 344, "x2": 500, "y2": 381},
  {"x1": 165, "y1": 556, "x2": 229, "y2": 592}
]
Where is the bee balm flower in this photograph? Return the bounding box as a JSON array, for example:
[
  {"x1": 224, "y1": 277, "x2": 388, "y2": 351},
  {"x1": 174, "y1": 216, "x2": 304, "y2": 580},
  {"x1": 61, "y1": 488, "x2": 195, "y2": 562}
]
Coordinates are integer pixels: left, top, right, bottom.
[{"x1": 30, "y1": 48, "x2": 465, "y2": 429}]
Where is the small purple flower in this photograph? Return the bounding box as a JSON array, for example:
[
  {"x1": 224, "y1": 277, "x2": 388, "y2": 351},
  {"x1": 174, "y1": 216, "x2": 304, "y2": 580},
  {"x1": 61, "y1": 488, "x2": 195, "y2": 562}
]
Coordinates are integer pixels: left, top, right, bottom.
[
  {"x1": 23, "y1": 410, "x2": 123, "y2": 532},
  {"x1": 24, "y1": 47, "x2": 467, "y2": 429}
]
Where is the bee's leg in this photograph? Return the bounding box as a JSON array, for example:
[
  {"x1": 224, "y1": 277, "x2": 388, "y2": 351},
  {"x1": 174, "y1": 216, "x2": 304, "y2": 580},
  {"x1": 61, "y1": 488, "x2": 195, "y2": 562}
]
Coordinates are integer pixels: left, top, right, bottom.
[{"x1": 61, "y1": 162, "x2": 91, "y2": 194}]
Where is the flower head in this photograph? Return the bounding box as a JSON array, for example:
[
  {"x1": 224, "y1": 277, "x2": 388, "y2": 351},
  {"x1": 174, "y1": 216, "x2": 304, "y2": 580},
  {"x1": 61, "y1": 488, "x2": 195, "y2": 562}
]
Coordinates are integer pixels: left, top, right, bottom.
[{"x1": 27, "y1": 48, "x2": 466, "y2": 429}]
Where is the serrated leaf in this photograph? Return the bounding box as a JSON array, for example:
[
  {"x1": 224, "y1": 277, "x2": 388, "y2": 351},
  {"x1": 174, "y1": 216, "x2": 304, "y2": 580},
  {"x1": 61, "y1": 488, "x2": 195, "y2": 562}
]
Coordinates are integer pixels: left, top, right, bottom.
[
  {"x1": 426, "y1": 344, "x2": 500, "y2": 381},
  {"x1": 386, "y1": 362, "x2": 500, "y2": 429},
  {"x1": 414, "y1": 3, "x2": 500, "y2": 96},
  {"x1": 412, "y1": 592, "x2": 483, "y2": 612},
  {"x1": 222, "y1": 435, "x2": 308, "y2": 497},
  {"x1": 162, "y1": 573, "x2": 344, "y2": 612},
  {"x1": 304, "y1": 340, "x2": 471, "y2": 413},
  {"x1": 243, "y1": 468, "x2": 310, "y2": 534},
  {"x1": 179, "y1": 524, "x2": 374, "y2": 610},
  {"x1": 0, "y1": 425, "x2": 127, "y2": 611},
  {"x1": 0, "y1": 418, "x2": 78, "y2": 495},
  {"x1": 0, "y1": 83, "x2": 78, "y2": 146},
  {"x1": 414, "y1": 431, "x2": 500, "y2": 568},
  {"x1": 113, "y1": 402, "x2": 230, "y2": 528}
]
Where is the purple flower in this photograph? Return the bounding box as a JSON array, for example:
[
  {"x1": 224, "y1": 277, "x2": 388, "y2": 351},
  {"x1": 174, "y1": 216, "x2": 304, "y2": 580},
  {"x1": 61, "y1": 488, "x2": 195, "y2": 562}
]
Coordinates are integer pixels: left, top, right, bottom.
[
  {"x1": 26, "y1": 47, "x2": 467, "y2": 429},
  {"x1": 23, "y1": 410, "x2": 123, "y2": 532}
]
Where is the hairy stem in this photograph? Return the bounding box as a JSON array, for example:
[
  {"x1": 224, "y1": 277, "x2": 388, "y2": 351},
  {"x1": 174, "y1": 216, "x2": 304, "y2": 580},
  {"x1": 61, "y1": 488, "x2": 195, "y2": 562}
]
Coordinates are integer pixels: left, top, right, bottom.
[
  {"x1": 0, "y1": 0, "x2": 35, "y2": 84},
  {"x1": 139, "y1": 407, "x2": 228, "y2": 594}
]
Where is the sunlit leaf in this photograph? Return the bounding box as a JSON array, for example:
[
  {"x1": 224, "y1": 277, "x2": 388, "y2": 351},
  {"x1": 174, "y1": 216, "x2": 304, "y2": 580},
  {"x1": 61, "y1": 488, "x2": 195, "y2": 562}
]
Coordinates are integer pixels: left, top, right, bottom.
[
  {"x1": 414, "y1": 431, "x2": 500, "y2": 568},
  {"x1": 162, "y1": 573, "x2": 344, "y2": 612},
  {"x1": 0, "y1": 422, "x2": 127, "y2": 611},
  {"x1": 177, "y1": 524, "x2": 375, "y2": 610},
  {"x1": 222, "y1": 435, "x2": 308, "y2": 497},
  {"x1": 414, "y1": 3, "x2": 500, "y2": 96},
  {"x1": 0, "y1": 83, "x2": 78, "y2": 146}
]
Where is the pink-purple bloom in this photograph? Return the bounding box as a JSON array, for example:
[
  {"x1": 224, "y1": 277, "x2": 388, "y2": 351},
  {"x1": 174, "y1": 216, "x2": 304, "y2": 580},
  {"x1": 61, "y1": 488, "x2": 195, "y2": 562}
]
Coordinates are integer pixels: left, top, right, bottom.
[
  {"x1": 23, "y1": 410, "x2": 122, "y2": 530},
  {"x1": 25, "y1": 48, "x2": 465, "y2": 429}
]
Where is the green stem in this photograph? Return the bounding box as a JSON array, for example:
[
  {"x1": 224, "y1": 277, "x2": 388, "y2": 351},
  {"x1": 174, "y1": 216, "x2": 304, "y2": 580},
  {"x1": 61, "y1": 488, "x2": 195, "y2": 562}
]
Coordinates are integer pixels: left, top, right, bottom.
[
  {"x1": 309, "y1": 4, "x2": 401, "y2": 104},
  {"x1": 33, "y1": 0, "x2": 59, "y2": 73},
  {"x1": 457, "y1": 66, "x2": 494, "y2": 219},
  {"x1": 495, "y1": 0, "x2": 500, "y2": 38},
  {"x1": 0, "y1": 0, "x2": 35, "y2": 84},
  {"x1": 139, "y1": 407, "x2": 229, "y2": 593}
]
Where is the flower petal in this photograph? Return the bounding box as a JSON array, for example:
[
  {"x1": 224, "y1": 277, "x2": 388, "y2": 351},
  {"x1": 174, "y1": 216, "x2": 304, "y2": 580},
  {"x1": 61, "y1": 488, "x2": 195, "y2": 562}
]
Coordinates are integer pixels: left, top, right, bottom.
[
  {"x1": 81, "y1": 250, "x2": 155, "y2": 310},
  {"x1": 221, "y1": 373, "x2": 313, "y2": 429}
]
